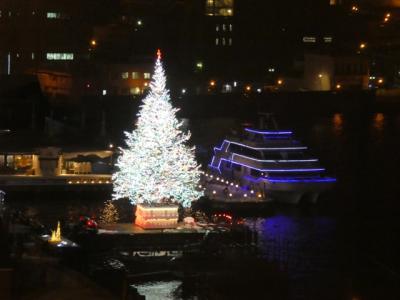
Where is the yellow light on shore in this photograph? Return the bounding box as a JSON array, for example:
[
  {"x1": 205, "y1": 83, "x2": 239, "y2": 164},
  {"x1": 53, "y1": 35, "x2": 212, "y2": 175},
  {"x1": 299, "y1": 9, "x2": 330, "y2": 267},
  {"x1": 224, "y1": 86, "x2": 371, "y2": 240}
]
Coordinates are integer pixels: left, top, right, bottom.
[
  {"x1": 90, "y1": 39, "x2": 97, "y2": 46},
  {"x1": 245, "y1": 85, "x2": 251, "y2": 91},
  {"x1": 359, "y1": 43, "x2": 366, "y2": 49},
  {"x1": 210, "y1": 80, "x2": 216, "y2": 86},
  {"x1": 336, "y1": 84, "x2": 341, "y2": 89},
  {"x1": 378, "y1": 78, "x2": 384, "y2": 84},
  {"x1": 277, "y1": 79, "x2": 283, "y2": 85}
]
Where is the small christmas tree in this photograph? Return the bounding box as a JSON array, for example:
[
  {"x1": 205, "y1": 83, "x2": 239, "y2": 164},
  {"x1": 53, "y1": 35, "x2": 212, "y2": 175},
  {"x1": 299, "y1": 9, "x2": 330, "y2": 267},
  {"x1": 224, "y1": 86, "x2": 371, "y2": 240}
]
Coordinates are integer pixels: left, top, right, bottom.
[
  {"x1": 99, "y1": 200, "x2": 120, "y2": 224},
  {"x1": 112, "y1": 50, "x2": 203, "y2": 207}
]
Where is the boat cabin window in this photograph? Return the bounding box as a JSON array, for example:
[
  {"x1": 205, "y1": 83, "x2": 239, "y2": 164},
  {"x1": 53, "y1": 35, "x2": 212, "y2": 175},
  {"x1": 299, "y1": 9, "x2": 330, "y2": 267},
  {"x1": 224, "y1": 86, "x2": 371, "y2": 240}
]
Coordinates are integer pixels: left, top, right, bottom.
[
  {"x1": 233, "y1": 164, "x2": 242, "y2": 172},
  {"x1": 250, "y1": 169, "x2": 262, "y2": 177},
  {"x1": 262, "y1": 151, "x2": 283, "y2": 160},
  {"x1": 268, "y1": 172, "x2": 321, "y2": 178},
  {"x1": 285, "y1": 152, "x2": 306, "y2": 159},
  {"x1": 228, "y1": 144, "x2": 262, "y2": 159}
]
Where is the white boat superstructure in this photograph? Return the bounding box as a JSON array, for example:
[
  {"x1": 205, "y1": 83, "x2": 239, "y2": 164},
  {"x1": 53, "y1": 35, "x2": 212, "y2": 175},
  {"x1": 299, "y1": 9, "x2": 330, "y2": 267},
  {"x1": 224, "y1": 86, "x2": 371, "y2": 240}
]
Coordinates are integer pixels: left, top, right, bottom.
[{"x1": 208, "y1": 128, "x2": 336, "y2": 204}]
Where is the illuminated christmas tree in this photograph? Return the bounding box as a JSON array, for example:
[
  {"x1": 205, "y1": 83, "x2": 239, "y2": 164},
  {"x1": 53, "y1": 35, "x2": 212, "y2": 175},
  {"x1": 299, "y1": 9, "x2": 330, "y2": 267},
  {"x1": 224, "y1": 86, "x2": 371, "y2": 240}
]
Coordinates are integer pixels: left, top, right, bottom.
[
  {"x1": 112, "y1": 50, "x2": 203, "y2": 208},
  {"x1": 99, "y1": 200, "x2": 120, "y2": 224}
]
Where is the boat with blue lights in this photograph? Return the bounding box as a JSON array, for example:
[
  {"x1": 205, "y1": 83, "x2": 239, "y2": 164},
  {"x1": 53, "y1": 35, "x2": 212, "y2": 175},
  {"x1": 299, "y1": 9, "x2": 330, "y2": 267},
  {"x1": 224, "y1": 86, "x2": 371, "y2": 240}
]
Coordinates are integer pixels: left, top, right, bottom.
[{"x1": 207, "y1": 128, "x2": 336, "y2": 204}]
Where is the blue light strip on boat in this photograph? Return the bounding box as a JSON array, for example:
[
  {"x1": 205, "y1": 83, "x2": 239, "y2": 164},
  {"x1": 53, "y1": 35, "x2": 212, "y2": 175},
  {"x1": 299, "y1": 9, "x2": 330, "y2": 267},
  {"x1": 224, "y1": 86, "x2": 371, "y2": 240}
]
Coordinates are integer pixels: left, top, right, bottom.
[
  {"x1": 267, "y1": 178, "x2": 336, "y2": 183},
  {"x1": 232, "y1": 153, "x2": 318, "y2": 163},
  {"x1": 220, "y1": 158, "x2": 325, "y2": 172},
  {"x1": 226, "y1": 140, "x2": 307, "y2": 151},
  {"x1": 245, "y1": 128, "x2": 293, "y2": 135},
  {"x1": 243, "y1": 175, "x2": 336, "y2": 183}
]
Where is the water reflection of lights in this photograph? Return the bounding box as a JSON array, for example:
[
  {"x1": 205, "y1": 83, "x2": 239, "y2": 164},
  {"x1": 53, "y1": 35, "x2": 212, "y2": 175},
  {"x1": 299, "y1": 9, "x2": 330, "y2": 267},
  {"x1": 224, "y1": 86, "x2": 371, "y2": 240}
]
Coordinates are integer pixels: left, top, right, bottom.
[
  {"x1": 245, "y1": 216, "x2": 336, "y2": 276},
  {"x1": 333, "y1": 113, "x2": 343, "y2": 133},
  {"x1": 373, "y1": 113, "x2": 384, "y2": 130}
]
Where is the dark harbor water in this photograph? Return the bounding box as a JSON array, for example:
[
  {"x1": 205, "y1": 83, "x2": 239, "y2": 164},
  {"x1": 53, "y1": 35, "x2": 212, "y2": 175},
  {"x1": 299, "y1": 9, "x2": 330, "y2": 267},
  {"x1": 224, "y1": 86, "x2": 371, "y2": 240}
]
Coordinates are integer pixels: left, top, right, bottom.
[{"x1": 6, "y1": 109, "x2": 400, "y2": 300}]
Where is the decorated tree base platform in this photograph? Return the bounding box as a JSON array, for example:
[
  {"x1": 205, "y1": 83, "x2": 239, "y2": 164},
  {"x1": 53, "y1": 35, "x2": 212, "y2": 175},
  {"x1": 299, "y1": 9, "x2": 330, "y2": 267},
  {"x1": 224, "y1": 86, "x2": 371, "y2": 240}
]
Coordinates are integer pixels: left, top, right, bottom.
[{"x1": 135, "y1": 203, "x2": 179, "y2": 229}]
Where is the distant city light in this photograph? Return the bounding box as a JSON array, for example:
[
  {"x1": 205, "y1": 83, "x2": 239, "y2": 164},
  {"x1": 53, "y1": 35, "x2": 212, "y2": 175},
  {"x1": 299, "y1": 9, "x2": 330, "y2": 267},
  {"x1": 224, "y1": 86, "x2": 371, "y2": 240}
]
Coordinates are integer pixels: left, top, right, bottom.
[
  {"x1": 257, "y1": 88, "x2": 262, "y2": 93},
  {"x1": 351, "y1": 6, "x2": 359, "y2": 12},
  {"x1": 102, "y1": 89, "x2": 107, "y2": 95},
  {"x1": 378, "y1": 78, "x2": 384, "y2": 84},
  {"x1": 233, "y1": 81, "x2": 237, "y2": 87},
  {"x1": 109, "y1": 143, "x2": 114, "y2": 148},
  {"x1": 318, "y1": 74, "x2": 323, "y2": 78},
  {"x1": 90, "y1": 39, "x2": 97, "y2": 46},
  {"x1": 336, "y1": 84, "x2": 341, "y2": 89},
  {"x1": 182, "y1": 88, "x2": 186, "y2": 94},
  {"x1": 277, "y1": 79, "x2": 283, "y2": 85},
  {"x1": 196, "y1": 62, "x2": 203, "y2": 69},
  {"x1": 245, "y1": 85, "x2": 251, "y2": 91},
  {"x1": 359, "y1": 43, "x2": 366, "y2": 49},
  {"x1": 210, "y1": 80, "x2": 216, "y2": 86},
  {"x1": 137, "y1": 20, "x2": 142, "y2": 26}
]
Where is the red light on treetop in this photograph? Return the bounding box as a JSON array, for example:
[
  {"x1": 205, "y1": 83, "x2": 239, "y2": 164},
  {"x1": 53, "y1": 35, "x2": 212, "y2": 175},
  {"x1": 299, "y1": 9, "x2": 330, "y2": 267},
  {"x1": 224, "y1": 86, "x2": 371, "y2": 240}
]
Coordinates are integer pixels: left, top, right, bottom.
[{"x1": 157, "y1": 49, "x2": 162, "y2": 59}]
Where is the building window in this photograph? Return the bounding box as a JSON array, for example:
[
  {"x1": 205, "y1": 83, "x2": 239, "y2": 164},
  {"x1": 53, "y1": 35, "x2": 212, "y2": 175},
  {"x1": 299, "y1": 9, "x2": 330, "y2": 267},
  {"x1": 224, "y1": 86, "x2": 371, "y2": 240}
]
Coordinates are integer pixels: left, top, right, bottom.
[
  {"x1": 216, "y1": 38, "x2": 219, "y2": 46},
  {"x1": 229, "y1": 24, "x2": 233, "y2": 31},
  {"x1": 222, "y1": 38, "x2": 226, "y2": 46},
  {"x1": 303, "y1": 36, "x2": 316, "y2": 43},
  {"x1": 222, "y1": 24, "x2": 226, "y2": 31},
  {"x1": 144, "y1": 72, "x2": 151, "y2": 79},
  {"x1": 31, "y1": 53, "x2": 35, "y2": 60},
  {"x1": 46, "y1": 53, "x2": 74, "y2": 60},
  {"x1": 47, "y1": 12, "x2": 61, "y2": 19},
  {"x1": 324, "y1": 37, "x2": 333, "y2": 43},
  {"x1": 228, "y1": 38, "x2": 232, "y2": 46},
  {"x1": 132, "y1": 72, "x2": 140, "y2": 79},
  {"x1": 130, "y1": 87, "x2": 141, "y2": 95},
  {"x1": 206, "y1": 0, "x2": 234, "y2": 17},
  {"x1": 121, "y1": 72, "x2": 129, "y2": 79}
]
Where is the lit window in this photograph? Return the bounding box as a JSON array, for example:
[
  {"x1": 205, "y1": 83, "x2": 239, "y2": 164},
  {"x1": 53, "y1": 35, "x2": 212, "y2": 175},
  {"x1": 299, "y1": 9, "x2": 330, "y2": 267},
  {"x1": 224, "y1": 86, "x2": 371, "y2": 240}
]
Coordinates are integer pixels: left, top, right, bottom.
[
  {"x1": 130, "y1": 87, "x2": 141, "y2": 95},
  {"x1": 31, "y1": 53, "x2": 35, "y2": 60},
  {"x1": 132, "y1": 72, "x2": 140, "y2": 79},
  {"x1": 47, "y1": 12, "x2": 61, "y2": 19},
  {"x1": 222, "y1": 38, "x2": 226, "y2": 46},
  {"x1": 303, "y1": 36, "x2": 316, "y2": 43},
  {"x1": 206, "y1": 0, "x2": 234, "y2": 16},
  {"x1": 324, "y1": 37, "x2": 333, "y2": 43},
  {"x1": 229, "y1": 24, "x2": 233, "y2": 31},
  {"x1": 144, "y1": 72, "x2": 151, "y2": 79},
  {"x1": 228, "y1": 38, "x2": 232, "y2": 46},
  {"x1": 102, "y1": 90, "x2": 107, "y2": 96},
  {"x1": 121, "y1": 72, "x2": 129, "y2": 79},
  {"x1": 46, "y1": 53, "x2": 74, "y2": 60},
  {"x1": 216, "y1": 38, "x2": 219, "y2": 46},
  {"x1": 222, "y1": 24, "x2": 226, "y2": 31},
  {"x1": 216, "y1": 25, "x2": 219, "y2": 31}
]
